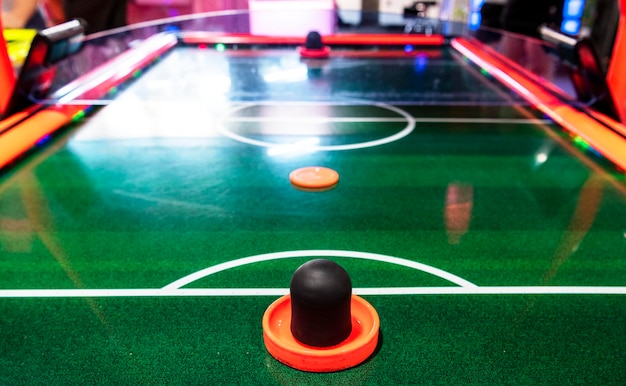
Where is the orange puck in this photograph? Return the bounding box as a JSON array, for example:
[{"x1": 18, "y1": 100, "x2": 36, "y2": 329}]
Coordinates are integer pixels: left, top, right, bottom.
[
  {"x1": 289, "y1": 166, "x2": 339, "y2": 190},
  {"x1": 262, "y1": 294, "x2": 380, "y2": 372}
]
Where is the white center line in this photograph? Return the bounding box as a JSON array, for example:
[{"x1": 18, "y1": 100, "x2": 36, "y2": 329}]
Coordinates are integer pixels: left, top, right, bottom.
[
  {"x1": 224, "y1": 117, "x2": 552, "y2": 124},
  {"x1": 1, "y1": 286, "x2": 625, "y2": 298}
]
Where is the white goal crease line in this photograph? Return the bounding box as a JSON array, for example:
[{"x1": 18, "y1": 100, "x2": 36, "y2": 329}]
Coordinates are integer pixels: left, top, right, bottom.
[{"x1": 1, "y1": 287, "x2": 626, "y2": 298}]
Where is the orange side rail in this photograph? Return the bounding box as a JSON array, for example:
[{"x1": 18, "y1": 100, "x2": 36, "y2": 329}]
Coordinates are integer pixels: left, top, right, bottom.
[
  {"x1": 453, "y1": 37, "x2": 626, "y2": 172},
  {"x1": 0, "y1": 110, "x2": 29, "y2": 132},
  {"x1": 0, "y1": 0, "x2": 18, "y2": 115},
  {"x1": 0, "y1": 106, "x2": 84, "y2": 167},
  {"x1": 606, "y1": 0, "x2": 626, "y2": 121}
]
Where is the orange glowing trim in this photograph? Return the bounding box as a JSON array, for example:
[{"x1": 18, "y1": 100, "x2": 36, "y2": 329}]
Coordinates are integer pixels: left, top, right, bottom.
[{"x1": 0, "y1": 107, "x2": 82, "y2": 168}]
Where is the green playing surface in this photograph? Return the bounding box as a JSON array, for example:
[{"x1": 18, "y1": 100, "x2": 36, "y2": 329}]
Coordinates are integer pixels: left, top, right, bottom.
[{"x1": 1, "y1": 43, "x2": 625, "y2": 384}]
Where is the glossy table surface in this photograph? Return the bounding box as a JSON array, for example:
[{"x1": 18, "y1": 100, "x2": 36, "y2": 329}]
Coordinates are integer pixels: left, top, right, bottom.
[{"x1": 1, "y1": 28, "x2": 626, "y2": 384}]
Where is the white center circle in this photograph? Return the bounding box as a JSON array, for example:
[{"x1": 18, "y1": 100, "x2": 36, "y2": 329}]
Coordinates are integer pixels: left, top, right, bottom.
[{"x1": 217, "y1": 102, "x2": 416, "y2": 151}]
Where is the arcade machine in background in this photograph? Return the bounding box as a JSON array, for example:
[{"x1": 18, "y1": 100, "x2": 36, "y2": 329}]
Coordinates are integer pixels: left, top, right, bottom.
[
  {"x1": 248, "y1": 0, "x2": 337, "y2": 36},
  {"x1": 127, "y1": 0, "x2": 249, "y2": 24},
  {"x1": 584, "y1": 0, "x2": 620, "y2": 72},
  {"x1": 377, "y1": 0, "x2": 470, "y2": 35},
  {"x1": 402, "y1": 1, "x2": 439, "y2": 33},
  {"x1": 336, "y1": 0, "x2": 363, "y2": 25},
  {"x1": 378, "y1": 0, "x2": 440, "y2": 26}
]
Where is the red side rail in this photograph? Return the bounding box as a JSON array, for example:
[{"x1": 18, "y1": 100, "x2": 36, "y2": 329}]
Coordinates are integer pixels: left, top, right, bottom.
[
  {"x1": 0, "y1": 0, "x2": 18, "y2": 115},
  {"x1": 452, "y1": 37, "x2": 626, "y2": 172},
  {"x1": 607, "y1": 0, "x2": 626, "y2": 121},
  {"x1": 181, "y1": 32, "x2": 445, "y2": 46}
]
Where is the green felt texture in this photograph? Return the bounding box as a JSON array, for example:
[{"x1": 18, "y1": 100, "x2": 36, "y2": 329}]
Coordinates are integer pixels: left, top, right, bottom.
[{"x1": 1, "y1": 45, "x2": 626, "y2": 384}]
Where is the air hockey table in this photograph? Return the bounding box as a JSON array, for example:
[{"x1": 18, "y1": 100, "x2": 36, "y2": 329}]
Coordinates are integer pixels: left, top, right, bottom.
[{"x1": 1, "y1": 6, "x2": 626, "y2": 385}]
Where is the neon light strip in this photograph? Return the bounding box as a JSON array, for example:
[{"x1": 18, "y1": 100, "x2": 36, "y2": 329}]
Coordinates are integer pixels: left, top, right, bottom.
[
  {"x1": 0, "y1": 33, "x2": 177, "y2": 169},
  {"x1": 181, "y1": 32, "x2": 445, "y2": 46},
  {"x1": 51, "y1": 33, "x2": 178, "y2": 103},
  {"x1": 452, "y1": 37, "x2": 626, "y2": 172}
]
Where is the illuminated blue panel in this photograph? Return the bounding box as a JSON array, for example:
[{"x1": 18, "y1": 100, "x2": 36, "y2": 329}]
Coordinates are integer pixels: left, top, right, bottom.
[
  {"x1": 469, "y1": 11, "x2": 482, "y2": 30},
  {"x1": 561, "y1": 19, "x2": 581, "y2": 35},
  {"x1": 470, "y1": 0, "x2": 485, "y2": 10},
  {"x1": 564, "y1": 0, "x2": 585, "y2": 18},
  {"x1": 468, "y1": 0, "x2": 485, "y2": 29},
  {"x1": 561, "y1": 0, "x2": 585, "y2": 35}
]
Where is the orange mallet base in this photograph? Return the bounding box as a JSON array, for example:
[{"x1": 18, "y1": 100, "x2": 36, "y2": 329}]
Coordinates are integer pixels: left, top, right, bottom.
[
  {"x1": 263, "y1": 295, "x2": 379, "y2": 372},
  {"x1": 262, "y1": 259, "x2": 380, "y2": 372}
]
